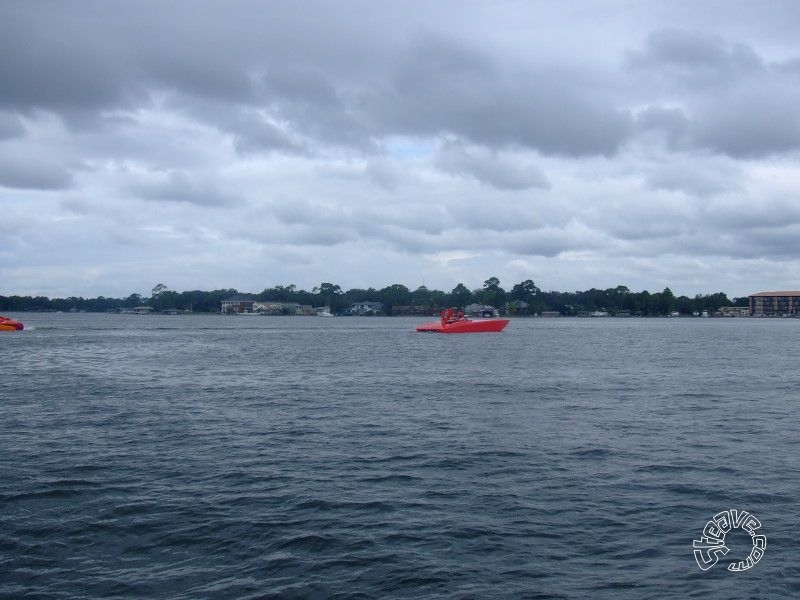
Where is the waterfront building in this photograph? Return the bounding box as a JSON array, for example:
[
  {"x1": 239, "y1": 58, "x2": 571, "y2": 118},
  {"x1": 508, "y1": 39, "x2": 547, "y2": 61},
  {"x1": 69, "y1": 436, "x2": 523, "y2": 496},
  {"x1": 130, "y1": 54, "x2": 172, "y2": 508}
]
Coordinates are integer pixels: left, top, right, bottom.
[
  {"x1": 120, "y1": 306, "x2": 154, "y2": 314},
  {"x1": 719, "y1": 306, "x2": 750, "y2": 317},
  {"x1": 348, "y1": 301, "x2": 383, "y2": 315},
  {"x1": 221, "y1": 295, "x2": 255, "y2": 314},
  {"x1": 749, "y1": 291, "x2": 800, "y2": 317},
  {"x1": 391, "y1": 305, "x2": 430, "y2": 316},
  {"x1": 464, "y1": 303, "x2": 500, "y2": 318}
]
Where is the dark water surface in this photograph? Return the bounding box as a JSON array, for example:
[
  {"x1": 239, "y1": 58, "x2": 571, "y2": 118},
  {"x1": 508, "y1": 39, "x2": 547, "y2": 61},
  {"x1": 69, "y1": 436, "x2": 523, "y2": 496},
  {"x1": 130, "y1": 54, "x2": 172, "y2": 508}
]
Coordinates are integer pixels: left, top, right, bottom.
[{"x1": 2, "y1": 314, "x2": 798, "y2": 598}]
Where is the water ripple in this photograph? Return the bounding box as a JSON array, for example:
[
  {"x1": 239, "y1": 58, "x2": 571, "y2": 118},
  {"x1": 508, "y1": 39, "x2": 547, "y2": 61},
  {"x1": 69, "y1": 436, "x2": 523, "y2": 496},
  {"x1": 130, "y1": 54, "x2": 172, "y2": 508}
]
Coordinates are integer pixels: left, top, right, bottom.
[{"x1": 1, "y1": 314, "x2": 796, "y2": 598}]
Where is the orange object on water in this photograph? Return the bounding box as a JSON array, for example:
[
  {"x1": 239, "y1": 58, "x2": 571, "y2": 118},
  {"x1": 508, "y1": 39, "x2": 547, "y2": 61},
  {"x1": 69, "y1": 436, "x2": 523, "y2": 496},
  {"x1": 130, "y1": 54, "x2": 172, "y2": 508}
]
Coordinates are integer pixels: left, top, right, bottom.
[
  {"x1": 0, "y1": 316, "x2": 24, "y2": 331},
  {"x1": 418, "y1": 308, "x2": 508, "y2": 333}
]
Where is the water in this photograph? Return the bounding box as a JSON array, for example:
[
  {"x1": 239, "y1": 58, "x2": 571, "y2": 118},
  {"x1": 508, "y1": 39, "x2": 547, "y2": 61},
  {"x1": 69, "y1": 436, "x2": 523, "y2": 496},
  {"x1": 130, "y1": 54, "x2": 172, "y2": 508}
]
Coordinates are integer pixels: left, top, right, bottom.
[{"x1": 1, "y1": 314, "x2": 798, "y2": 598}]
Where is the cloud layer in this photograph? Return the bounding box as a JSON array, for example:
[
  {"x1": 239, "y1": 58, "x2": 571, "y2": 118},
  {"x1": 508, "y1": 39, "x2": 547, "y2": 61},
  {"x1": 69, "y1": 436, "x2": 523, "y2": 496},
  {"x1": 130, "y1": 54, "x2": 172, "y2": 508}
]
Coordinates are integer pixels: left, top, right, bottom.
[{"x1": 2, "y1": 1, "x2": 800, "y2": 298}]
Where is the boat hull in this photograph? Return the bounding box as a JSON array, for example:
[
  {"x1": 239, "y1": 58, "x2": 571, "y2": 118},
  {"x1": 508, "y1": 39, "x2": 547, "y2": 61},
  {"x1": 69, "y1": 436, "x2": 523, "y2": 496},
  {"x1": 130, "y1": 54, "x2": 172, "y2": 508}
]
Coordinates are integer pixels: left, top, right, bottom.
[
  {"x1": 0, "y1": 316, "x2": 24, "y2": 331},
  {"x1": 416, "y1": 318, "x2": 509, "y2": 333}
]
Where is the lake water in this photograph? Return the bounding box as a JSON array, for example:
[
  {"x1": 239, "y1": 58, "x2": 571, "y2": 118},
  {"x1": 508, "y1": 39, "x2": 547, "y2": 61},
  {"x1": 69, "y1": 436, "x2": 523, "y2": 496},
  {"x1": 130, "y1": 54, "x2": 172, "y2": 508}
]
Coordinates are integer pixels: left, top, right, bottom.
[{"x1": 1, "y1": 313, "x2": 798, "y2": 598}]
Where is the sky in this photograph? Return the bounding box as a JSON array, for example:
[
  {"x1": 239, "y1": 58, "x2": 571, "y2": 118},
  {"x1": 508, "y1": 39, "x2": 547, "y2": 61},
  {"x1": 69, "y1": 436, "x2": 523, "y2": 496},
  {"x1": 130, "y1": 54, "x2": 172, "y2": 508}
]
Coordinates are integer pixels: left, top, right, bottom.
[{"x1": 2, "y1": 1, "x2": 800, "y2": 299}]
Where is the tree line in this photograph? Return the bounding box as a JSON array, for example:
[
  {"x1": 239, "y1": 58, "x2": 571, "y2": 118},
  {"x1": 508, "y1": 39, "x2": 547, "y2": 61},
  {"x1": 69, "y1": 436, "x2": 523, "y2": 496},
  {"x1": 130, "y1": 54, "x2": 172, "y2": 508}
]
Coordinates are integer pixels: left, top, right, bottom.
[{"x1": 1, "y1": 278, "x2": 749, "y2": 316}]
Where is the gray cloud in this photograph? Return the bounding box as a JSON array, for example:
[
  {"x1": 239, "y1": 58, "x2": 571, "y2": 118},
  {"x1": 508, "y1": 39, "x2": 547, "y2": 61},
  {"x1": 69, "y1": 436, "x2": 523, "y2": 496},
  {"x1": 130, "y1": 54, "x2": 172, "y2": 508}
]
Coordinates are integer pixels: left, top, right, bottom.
[
  {"x1": 195, "y1": 105, "x2": 308, "y2": 155},
  {"x1": 691, "y1": 86, "x2": 800, "y2": 157},
  {"x1": 3, "y1": 2, "x2": 800, "y2": 298},
  {"x1": 367, "y1": 34, "x2": 633, "y2": 157},
  {"x1": 0, "y1": 4, "x2": 136, "y2": 113},
  {"x1": 644, "y1": 159, "x2": 740, "y2": 195},
  {"x1": 435, "y1": 140, "x2": 550, "y2": 190},
  {"x1": 131, "y1": 171, "x2": 236, "y2": 207},
  {"x1": 238, "y1": 203, "x2": 358, "y2": 248},
  {"x1": 635, "y1": 106, "x2": 690, "y2": 149},
  {"x1": 0, "y1": 111, "x2": 25, "y2": 140},
  {"x1": 502, "y1": 225, "x2": 608, "y2": 258},
  {"x1": 777, "y1": 58, "x2": 800, "y2": 75},
  {"x1": 627, "y1": 30, "x2": 800, "y2": 157},
  {"x1": 364, "y1": 159, "x2": 405, "y2": 190},
  {"x1": 0, "y1": 150, "x2": 73, "y2": 190},
  {"x1": 627, "y1": 29, "x2": 764, "y2": 88}
]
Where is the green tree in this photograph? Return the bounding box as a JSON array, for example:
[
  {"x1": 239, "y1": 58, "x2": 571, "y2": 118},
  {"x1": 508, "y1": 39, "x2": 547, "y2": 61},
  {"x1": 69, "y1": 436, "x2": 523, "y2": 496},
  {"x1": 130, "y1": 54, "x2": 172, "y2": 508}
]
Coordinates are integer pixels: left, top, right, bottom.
[
  {"x1": 151, "y1": 283, "x2": 168, "y2": 311},
  {"x1": 448, "y1": 283, "x2": 472, "y2": 308},
  {"x1": 509, "y1": 279, "x2": 540, "y2": 315},
  {"x1": 481, "y1": 276, "x2": 506, "y2": 308},
  {"x1": 379, "y1": 283, "x2": 412, "y2": 314},
  {"x1": 732, "y1": 296, "x2": 749, "y2": 307},
  {"x1": 658, "y1": 287, "x2": 676, "y2": 315},
  {"x1": 260, "y1": 284, "x2": 298, "y2": 302},
  {"x1": 637, "y1": 290, "x2": 651, "y2": 315},
  {"x1": 511, "y1": 279, "x2": 539, "y2": 301},
  {"x1": 676, "y1": 294, "x2": 693, "y2": 315},
  {"x1": 314, "y1": 282, "x2": 343, "y2": 312},
  {"x1": 125, "y1": 293, "x2": 143, "y2": 307},
  {"x1": 412, "y1": 285, "x2": 432, "y2": 307},
  {"x1": 611, "y1": 285, "x2": 630, "y2": 311}
]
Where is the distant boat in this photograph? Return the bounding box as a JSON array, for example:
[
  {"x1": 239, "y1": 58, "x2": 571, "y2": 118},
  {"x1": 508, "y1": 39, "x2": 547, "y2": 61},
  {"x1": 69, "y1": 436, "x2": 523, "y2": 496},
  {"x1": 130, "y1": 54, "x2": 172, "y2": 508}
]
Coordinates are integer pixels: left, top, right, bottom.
[
  {"x1": 0, "y1": 315, "x2": 24, "y2": 331},
  {"x1": 416, "y1": 308, "x2": 509, "y2": 333}
]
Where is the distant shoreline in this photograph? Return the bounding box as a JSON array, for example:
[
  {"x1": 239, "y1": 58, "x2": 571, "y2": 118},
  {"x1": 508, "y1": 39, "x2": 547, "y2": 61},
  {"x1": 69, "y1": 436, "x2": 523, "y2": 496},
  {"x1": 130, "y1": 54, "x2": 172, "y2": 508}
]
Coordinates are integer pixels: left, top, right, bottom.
[{"x1": 2, "y1": 281, "x2": 751, "y2": 318}]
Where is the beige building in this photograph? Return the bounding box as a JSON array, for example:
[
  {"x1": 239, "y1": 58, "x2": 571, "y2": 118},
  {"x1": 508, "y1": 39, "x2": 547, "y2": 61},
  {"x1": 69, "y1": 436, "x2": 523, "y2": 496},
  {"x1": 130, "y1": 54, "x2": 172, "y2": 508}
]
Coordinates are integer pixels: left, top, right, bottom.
[
  {"x1": 719, "y1": 306, "x2": 750, "y2": 317},
  {"x1": 749, "y1": 291, "x2": 800, "y2": 317}
]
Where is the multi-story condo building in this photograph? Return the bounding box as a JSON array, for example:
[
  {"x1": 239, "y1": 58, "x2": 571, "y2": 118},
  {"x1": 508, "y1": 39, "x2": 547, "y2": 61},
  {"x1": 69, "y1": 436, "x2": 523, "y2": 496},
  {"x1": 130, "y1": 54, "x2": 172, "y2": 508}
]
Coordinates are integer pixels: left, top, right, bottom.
[{"x1": 749, "y1": 291, "x2": 800, "y2": 317}]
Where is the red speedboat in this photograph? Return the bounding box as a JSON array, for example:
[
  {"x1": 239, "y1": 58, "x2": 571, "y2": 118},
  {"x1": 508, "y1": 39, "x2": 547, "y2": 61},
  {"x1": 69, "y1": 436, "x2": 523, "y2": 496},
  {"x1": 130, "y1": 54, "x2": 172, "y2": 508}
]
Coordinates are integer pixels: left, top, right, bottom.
[
  {"x1": 0, "y1": 315, "x2": 24, "y2": 331},
  {"x1": 416, "y1": 308, "x2": 509, "y2": 333}
]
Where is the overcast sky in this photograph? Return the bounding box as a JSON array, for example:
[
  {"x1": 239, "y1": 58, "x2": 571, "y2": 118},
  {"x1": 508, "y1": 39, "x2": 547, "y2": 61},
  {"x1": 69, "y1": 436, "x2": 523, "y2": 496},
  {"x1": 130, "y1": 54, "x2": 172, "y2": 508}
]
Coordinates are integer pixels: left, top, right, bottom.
[{"x1": 2, "y1": 1, "x2": 800, "y2": 299}]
